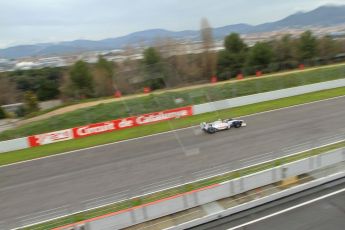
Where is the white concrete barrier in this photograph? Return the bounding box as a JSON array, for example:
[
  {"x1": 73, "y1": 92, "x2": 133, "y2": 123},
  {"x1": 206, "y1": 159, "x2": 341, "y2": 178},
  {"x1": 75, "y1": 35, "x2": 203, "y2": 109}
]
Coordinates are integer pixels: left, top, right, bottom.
[
  {"x1": 0, "y1": 137, "x2": 28, "y2": 153},
  {"x1": 170, "y1": 170, "x2": 345, "y2": 230},
  {"x1": 193, "y1": 79, "x2": 345, "y2": 114}
]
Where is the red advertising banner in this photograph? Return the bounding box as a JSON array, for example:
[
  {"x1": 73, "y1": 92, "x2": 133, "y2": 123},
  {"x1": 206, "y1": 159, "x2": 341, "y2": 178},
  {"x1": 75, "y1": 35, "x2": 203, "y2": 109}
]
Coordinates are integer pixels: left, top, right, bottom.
[
  {"x1": 28, "y1": 106, "x2": 193, "y2": 147},
  {"x1": 73, "y1": 121, "x2": 119, "y2": 138},
  {"x1": 28, "y1": 129, "x2": 74, "y2": 147},
  {"x1": 72, "y1": 106, "x2": 193, "y2": 138},
  {"x1": 134, "y1": 106, "x2": 193, "y2": 125}
]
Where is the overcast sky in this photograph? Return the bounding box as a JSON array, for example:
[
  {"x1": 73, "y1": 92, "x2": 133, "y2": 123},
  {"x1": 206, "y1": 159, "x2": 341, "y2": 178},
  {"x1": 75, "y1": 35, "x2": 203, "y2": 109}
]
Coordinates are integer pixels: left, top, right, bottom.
[{"x1": 1, "y1": 0, "x2": 344, "y2": 48}]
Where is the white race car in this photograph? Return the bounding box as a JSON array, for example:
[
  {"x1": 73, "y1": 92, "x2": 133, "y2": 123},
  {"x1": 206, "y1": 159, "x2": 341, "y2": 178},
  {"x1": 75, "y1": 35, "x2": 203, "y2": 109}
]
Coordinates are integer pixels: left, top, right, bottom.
[{"x1": 200, "y1": 118, "x2": 246, "y2": 134}]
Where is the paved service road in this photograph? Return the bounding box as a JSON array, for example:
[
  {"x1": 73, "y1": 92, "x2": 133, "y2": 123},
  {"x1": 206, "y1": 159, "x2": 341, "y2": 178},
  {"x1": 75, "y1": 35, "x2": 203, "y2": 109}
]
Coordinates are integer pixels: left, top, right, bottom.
[
  {"x1": 191, "y1": 179, "x2": 345, "y2": 230},
  {"x1": 1, "y1": 97, "x2": 345, "y2": 225}
]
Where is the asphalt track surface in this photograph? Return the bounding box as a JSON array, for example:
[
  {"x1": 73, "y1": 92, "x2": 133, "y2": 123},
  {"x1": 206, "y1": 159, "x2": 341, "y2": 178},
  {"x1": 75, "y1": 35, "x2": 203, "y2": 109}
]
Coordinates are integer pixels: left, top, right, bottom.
[
  {"x1": 1, "y1": 97, "x2": 345, "y2": 226},
  {"x1": 190, "y1": 178, "x2": 345, "y2": 230}
]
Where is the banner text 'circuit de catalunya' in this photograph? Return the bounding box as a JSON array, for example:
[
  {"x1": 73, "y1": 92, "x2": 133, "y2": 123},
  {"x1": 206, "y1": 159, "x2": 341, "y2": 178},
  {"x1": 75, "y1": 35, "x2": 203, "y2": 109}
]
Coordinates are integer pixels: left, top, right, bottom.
[{"x1": 28, "y1": 106, "x2": 193, "y2": 147}]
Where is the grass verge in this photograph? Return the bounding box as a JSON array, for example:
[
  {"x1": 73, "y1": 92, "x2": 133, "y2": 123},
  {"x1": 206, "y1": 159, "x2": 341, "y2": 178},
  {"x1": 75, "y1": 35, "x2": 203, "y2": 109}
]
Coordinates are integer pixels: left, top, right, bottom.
[
  {"x1": 1, "y1": 64, "x2": 345, "y2": 140},
  {"x1": 1, "y1": 86, "x2": 345, "y2": 166},
  {"x1": 24, "y1": 141, "x2": 345, "y2": 230}
]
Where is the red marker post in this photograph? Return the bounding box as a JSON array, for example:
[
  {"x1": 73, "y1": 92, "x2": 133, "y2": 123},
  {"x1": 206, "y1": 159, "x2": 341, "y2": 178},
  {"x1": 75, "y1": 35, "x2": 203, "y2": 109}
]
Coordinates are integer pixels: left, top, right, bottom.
[
  {"x1": 210, "y1": 75, "x2": 218, "y2": 83},
  {"x1": 236, "y1": 73, "x2": 244, "y2": 80},
  {"x1": 143, "y1": 87, "x2": 151, "y2": 94},
  {"x1": 255, "y1": 70, "x2": 262, "y2": 77},
  {"x1": 114, "y1": 90, "x2": 122, "y2": 98}
]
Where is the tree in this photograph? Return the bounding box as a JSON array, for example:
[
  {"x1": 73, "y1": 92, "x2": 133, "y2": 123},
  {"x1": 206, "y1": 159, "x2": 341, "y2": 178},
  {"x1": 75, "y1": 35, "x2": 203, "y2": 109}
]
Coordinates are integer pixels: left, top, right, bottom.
[
  {"x1": 37, "y1": 67, "x2": 62, "y2": 100},
  {"x1": 172, "y1": 53, "x2": 203, "y2": 83},
  {"x1": 247, "y1": 42, "x2": 273, "y2": 68},
  {"x1": 200, "y1": 18, "x2": 217, "y2": 79},
  {"x1": 154, "y1": 38, "x2": 185, "y2": 86},
  {"x1": 339, "y1": 39, "x2": 345, "y2": 53},
  {"x1": 143, "y1": 47, "x2": 161, "y2": 66},
  {"x1": 298, "y1": 31, "x2": 318, "y2": 61},
  {"x1": 93, "y1": 56, "x2": 115, "y2": 97},
  {"x1": 318, "y1": 35, "x2": 339, "y2": 59},
  {"x1": 11, "y1": 67, "x2": 62, "y2": 101},
  {"x1": 217, "y1": 33, "x2": 247, "y2": 78},
  {"x1": 69, "y1": 60, "x2": 94, "y2": 98},
  {"x1": 154, "y1": 37, "x2": 178, "y2": 58},
  {"x1": 114, "y1": 45, "x2": 141, "y2": 94},
  {"x1": 0, "y1": 77, "x2": 20, "y2": 105},
  {"x1": 36, "y1": 78, "x2": 60, "y2": 100},
  {"x1": 273, "y1": 34, "x2": 296, "y2": 62},
  {"x1": 218, "y1": 50, "x2": 239, "y2": 72},
  {"x1": 142, "y1": 47, "x2": 165, "y2": 89},
  {"x1": 23, "y1": 91, "x2": 39, "y2": 114},
  {"x1": 224, "y1": 33, "x2": 247, "y2": 54},
  {"x1": 0, "y1": 107, "x2": 6, "y2": 119}
]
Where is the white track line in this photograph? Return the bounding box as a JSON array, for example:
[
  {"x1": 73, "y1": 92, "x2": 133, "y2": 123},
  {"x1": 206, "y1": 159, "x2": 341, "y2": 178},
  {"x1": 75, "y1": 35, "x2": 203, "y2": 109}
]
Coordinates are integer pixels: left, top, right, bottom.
[
  {"x1": 237, "y1": 94, "x2": 345, "y2": 119},
  {"x1": 227, "y1": 187, "x2": 345, "y2": 230},
  {"x1": 1, "y1": 94, "x2": 345, "y2": 169}
]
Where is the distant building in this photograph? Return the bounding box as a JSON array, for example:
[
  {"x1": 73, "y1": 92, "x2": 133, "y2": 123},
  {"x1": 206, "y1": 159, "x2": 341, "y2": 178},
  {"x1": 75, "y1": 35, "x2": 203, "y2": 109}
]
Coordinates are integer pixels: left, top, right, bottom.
[
  {"x1": 13, "y1": 57, "x2": 66, "y2": 70},
  {"x1": 330, "y1": 31, "x2": 345, "y2": 38},
  {"x1": 0, "y1": 59, "x2": 16, "y2": 72},
  {"x1": 15, "y1": 61, "x2": 35, "y2": 70},
  {"x1": 35, "y1": 57, "x2": 66, "y2": 68},
  {"x1": 1, "y1": 103, "x2": 23, "y2": 113}
]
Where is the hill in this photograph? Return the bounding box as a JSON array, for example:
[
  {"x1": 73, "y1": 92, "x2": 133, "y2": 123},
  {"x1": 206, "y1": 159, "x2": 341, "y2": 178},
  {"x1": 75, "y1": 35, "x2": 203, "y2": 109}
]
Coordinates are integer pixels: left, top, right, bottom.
[{"x1": 1, "y1": 5, "x2": 345, "y2": 59}]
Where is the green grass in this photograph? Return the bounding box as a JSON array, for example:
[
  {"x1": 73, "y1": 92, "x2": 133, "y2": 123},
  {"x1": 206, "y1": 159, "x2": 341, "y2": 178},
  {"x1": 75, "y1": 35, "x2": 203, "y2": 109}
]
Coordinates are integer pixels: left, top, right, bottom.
[
  {"x1": 1, "y1": 86, "x2": 345, "y2": 167},
  {"x1": 1, "y1": 64, "x2": 345, "y2": 141},
  {"x1": 24, "y1": 141, "x2": 345, "y2": 230},
  {"x1": 24, "y1": 95, "x2": 117, "y2": 119}
]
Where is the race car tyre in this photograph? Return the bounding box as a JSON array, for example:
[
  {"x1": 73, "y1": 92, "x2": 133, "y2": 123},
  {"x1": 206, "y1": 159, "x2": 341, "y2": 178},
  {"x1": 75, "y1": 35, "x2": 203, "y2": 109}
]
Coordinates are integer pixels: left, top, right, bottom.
[{"x1": 208, "y1": 127, "x2": 216, "y2": 134}]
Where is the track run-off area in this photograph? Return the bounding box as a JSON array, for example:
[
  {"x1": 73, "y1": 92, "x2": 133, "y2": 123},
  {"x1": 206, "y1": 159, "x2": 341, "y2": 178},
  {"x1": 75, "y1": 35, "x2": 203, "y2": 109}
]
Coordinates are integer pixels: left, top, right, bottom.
[{"x1": 0, "y1": 96, "x2": 345, "y2": 225}]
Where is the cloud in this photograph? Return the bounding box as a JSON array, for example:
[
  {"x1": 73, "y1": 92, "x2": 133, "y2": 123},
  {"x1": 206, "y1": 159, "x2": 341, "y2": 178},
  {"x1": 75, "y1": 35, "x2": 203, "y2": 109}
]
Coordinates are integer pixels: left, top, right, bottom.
[{"x1": 0, "y1": 0, "x2": 344, "y2": 48}]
